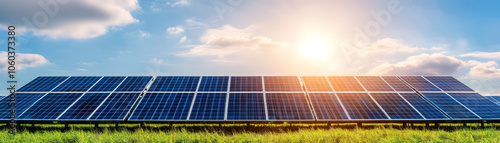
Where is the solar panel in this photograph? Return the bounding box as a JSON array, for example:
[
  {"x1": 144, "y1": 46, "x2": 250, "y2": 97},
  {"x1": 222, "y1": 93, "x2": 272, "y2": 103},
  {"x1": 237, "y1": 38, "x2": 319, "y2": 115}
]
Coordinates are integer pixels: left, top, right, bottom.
[
  {"x1": 399, "y1": 76, "x2": 441, "y2": 91},
  {"x1": 227, "y1": 93, "x2": 266, "y2": 120},
  {"x1": 488, "y1": 96, "x2": 500, "y2": 105},
  {"x1": 19, "y1": 93, "x2": 82, "y2": 120},
  {"x1": 381, "y1": 76, "x2": 413, "y2": 92},
  {"x1": 422, "y1": 93, "x2": 479, "y2": 119},
  {"x1": 17, "y1": 76, "x2": 68, "y2": 92},
  {"x1": 58, "y1": 93, "x2": 109, "y2": 120},
  {"x1": 0, "y1": 93, "x2": 46, "y2": 120},
  {"x1": 114, "y1": 76, "x2": 152, "y2": 92},
  {"x1": 424, "y1": 76, "x2": 474, "y2": 92},
  {"x1": 308, "y1": 93, "x2": 349, "y2": 120},
  {"x1": 189, "y1": 93, "x2": 226, "y2": 120},
  {"x1": 370, "y1": 93, "x2": 423, "y2": 119},
  {"x1": 53, "y1": 76, "x2": 101, "y2": 92},
  {"x1": 356, "y1": 76, "x2": 394, "y2": 92},
  {"x1": 447, "y1": 93, "x2": 500, "y2": 119},
  {"x1": 149, "y1": 76, "x2": 200, "y2": 92},
  {"x1": 266, "y1": 93, "x2": 314, "y2": 120},
  {"x1": 129, "y1": 93, "x2": 194, "y2": 121},
  {"x1": 89, "y1": 76, "x2": 126, "y2": 92},
  {"x1": 230, "y1": 76, "x2": 263, "y2": 92},
  {"x1": 336, "y1": 93, "x2": 388, "y2": 120},
  {"x1": 301, "y1": 76, "x2": 334, "y2": 92},
  {"x1": 327, "y1": 76, "x2": 365, "y2": 92},
  {"x1": 264, "y1": 76, "x2": 303, "y2": 92},
  {"x1": 399, "y1": 93, "x2": 448, "y2": 119},
  {"x1": 89, "y1": 92, "x2": 141, "y2": 120},
  {"x1": 198, "y1": 76, "x2": 229, "y2": 92}
]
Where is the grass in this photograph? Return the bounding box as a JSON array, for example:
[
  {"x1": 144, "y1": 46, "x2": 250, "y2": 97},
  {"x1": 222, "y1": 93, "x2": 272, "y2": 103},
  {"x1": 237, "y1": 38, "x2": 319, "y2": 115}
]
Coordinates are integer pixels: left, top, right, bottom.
[{"x1": 1, "y1": 123, "x2": 500, "y2": 143}]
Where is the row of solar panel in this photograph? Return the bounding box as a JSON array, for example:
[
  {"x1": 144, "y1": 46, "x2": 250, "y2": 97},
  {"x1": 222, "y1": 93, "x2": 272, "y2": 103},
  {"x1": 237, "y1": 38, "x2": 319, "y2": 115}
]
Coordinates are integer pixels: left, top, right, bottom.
[
  {"x1": 16, "y1": 76, "x2": 475, "y2": 93},
  {"x1": 485, "y1": 96, "x2": 500, "y2": 106}
]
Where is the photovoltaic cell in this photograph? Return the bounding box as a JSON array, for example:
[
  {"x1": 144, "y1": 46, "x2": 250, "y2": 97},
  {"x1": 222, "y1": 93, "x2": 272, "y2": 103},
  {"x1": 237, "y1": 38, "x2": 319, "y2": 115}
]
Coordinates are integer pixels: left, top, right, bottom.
[
  {"x1": 53, "y1": 76, "x2": 101, "y2": 92},
  {"x1": 114, "y1": 76, "x2": 152, "y2": 92},
  {"x1": 149, "y1": 76, "x2": 200, "y2": 92},
  {"x1": 89, "y1": 93, "x2": 141, "y2": 120},
  {"x1": 19, "y1": 93, "x2": 82, "y2": 120},
  {"x1": 308, "y1": 93, "x2": 348, "y2": 120},
  {"x1": 58, "y1": 93, "x2": 109, "y2": 120},
  {"x1": 399, "y1": 93, "x2": 448, "y2": 119},
  {"x1": 487, "y1": 96, "x2": 500, "y2": 105},
  {"x1": 189, "y1": 93, "x2": 226, "y2": 120},
  {"x1": 264, "y1": 76, "x2": 303, "y2": 92},
  {"x1": 230, "y1": 76, "x2": 263, "y2": 92},
  {"x1": 381, "y1": 76, "x2": 413, "y2": 92},
  {"x1": 301, "y1": 76, "x2": 334, "y2": 92},
  {"x1": 227, "y1": 93, "x2": 266, "y2": 120},
  {"x1": 337, "y1": 93, "x2": 388, "y2": 120},
  {"x1": 129, "y1": 93, "x2": 194, "y2": 120},
  {"x1": 17, "y1": 76, "x2": 68, "y2": 92},
  {"x1": 198, "y1": 76, "x2": 229, "y2": 92},
  {"x1": 370, "y1": 93, "x2": 423, "y2": 119},
  {"x1": 447, "y1": 93, "x2": 500, "y2": 119},
  {"x1": 356, "y1": 76, "x2": 394, "y2": 92},
  {"x1": 0, "y1": 93, "x2": 46, "y2": 119},
  {"x1": 424, "y1": 76, "x2": 474, "y2": 92},
  {"x1": 399, "y1": 76, "x2": 441, "y2": 91},
  {"x1": 327, "y1": 76, "x2": 365, "y2": 92},
  {"x1": 89, "y1": 76, "x2": 126, "y2": 92},
  {"x1": 266, "y1": 93, "x2": 314, "y2": 120},
  {"x1": 422, "y1": 93, "x2": 479, "y2": 119}
]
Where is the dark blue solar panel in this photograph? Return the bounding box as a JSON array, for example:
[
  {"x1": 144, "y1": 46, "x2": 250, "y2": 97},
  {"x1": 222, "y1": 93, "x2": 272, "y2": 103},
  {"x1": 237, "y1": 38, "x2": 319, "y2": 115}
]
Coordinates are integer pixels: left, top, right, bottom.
[
  {"x1": 17, "y1": 76, "x2": 68, "y2": 92},
  {"x1": 266, "y1": 93, "x2": 314, "y2": 120},
  {"x1": 0, "y1": 93, "x2": 45, "y2": 119},
  {"x1": 89, "y1": 76, "x2": 126, "y2": 92},
  {"x1": 399, "y1": 76, "x2": 441, "y2": 91},
  {"x1": 198, "y1": 76, "x2": 229, "y2": 92},
  {"x1": 447, "y1": 93, "x2": 500, "y2": 119},
  {"x1": 424, "y1": 76, "x2": 474, "y2": 92},
  {"x1": 149, "y1": 76, "x2": 200, "y2": 92},
  {"x1": 356, "y1": 76, "x2": 394, "y2": 92},
  {"x1": 308, "y1": 93, "x2": 348, "y2": 120},
  {"x1": 399, "y1": 93, "x2": 448, "y2": 119},
  {"x1": 19, "y1": 93, "x2": 82, "y2": 120},
  {"x1": 488, "y1": 96, "x2": 500, "y2": 105},
  {"x1": 53, "y1": 76, "x2": 101, "y2": 92},
  {"x1": 89, "y1": 93, "x2": 141, "y2": 120},
  {"x1": 115, "y1": 76, "x2": 152, "y2": 92},
  {"x1": 337, "y1": 93, "x2": 388, "y2": 120},
  {"x1": 381, "y1": 76, "x2": 413, "y2": 92},
  {"x1": 58, "y1": 93, "x2": 109, "y2": 120},
  {"x1": 264, "y1": 76, "x2": 303, "y2": 91},
  {"x1": 189, "y1": 93, "x2": 226, "y2": 120},
  {"x1": 370, "y1": 93, "x2": 423, "y2": 119},
  {"x1": 302, "y1": 76, "x2": 334, "y2": 92},
  {"x1": 129, "y1": 93, "x2": 194, "y2": 120},
  {"x1": 227, "y1": 93, "x2": 266, "y2": 120},
  {"x1": 230, "y1": 76, "x2": 263, "y2": 92},
  {"x1": 422, "y1": 93, "x2": 479, "y2": 119}
]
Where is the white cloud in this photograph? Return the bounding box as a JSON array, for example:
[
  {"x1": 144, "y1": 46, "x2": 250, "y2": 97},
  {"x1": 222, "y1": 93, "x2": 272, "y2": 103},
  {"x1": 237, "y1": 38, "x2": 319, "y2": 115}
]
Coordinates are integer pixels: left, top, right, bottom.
[
  {"x1": 469, "y1": 61, "x2": 500, "y2": 78},
  {"x1": 166, "y1": 0, "x2": 190, "y2": 7},
  {"x1": 179, "y1": 36, "x2": 187, "y2": 42},
  {"x1": 369, "y1": 53, "x2": 466, "y2": 75},
  {"x1": 0, "y1": 52, "x2": 49, "y2": 71},
  {"x1": 149, "y1": 57, "x2": 168, "y2": 65},
  {"x1": 138, "y1": 30, "x2": 151, "y2": 38},
  {"x1": 167, "y1": 26, "x2": 184, "y2": 34},
  {"x1": 0, "y1": 0, "x2": 140, "y2": 39},
  {"x1": 76, "y1": 68, "x2": 88, "y2": 71},
  {"x1": 460, "y1": 51, "x2": 500, "y2": 59},
  {"x1": 80, "y1": 62, "x2": 96, "y2": 66},
  {"x1": 150, "y1": 2, "x2": 161, "y2": 11}
]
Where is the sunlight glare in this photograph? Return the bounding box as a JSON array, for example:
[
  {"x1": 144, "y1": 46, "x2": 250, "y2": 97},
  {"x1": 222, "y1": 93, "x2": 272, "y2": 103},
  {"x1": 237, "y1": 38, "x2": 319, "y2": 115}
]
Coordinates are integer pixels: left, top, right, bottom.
[{"x1": 299, "y1": 36, "x2": 332, "y2": 59}]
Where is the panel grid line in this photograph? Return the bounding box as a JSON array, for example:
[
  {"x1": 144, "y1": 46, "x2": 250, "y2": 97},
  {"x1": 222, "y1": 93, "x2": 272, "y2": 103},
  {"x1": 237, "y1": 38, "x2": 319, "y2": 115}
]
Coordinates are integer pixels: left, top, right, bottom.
[
  {"x1": 262, "y1": 76, "x2": 269, "y2": 120},
  {"x1": 325, "y1": 76, "x2": 351, "y2": 120},
  {"x1": 18, "y1": 76, "x2": 71, "y2": 118},
  {"x1": 187, "y1": 76, "x2": 203, "y2": 120},
  {"x1": 87, "y1": 76, "x2": 128, "y2": 120},
  {"x1": 353, "y1": 76, "x2": 391, "y2": 119},
  {"x1": 379, "y1": 76, "x2": 426, "y2": 120},
  {"x1": 56, "y1": 76, "x2": 104, "y2": 120}
]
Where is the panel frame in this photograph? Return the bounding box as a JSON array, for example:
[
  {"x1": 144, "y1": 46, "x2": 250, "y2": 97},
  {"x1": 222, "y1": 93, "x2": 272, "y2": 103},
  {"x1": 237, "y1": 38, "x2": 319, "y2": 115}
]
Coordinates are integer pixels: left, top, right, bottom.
[
  {"x1": 379, "y1": 76, "x2": 427, "y2": 120},
  {"x1": 353, "y1": 76, "x2": 392, "y2": 120},
  {"x1": 86, "y1": 76, "x2": 129, "y2": 121},
  {"x1": 302, "y1": 76, "x2": 350, "y2": 121},
  {"x1": 56, "y1": 76, "x2": 104, "y2": 120}
]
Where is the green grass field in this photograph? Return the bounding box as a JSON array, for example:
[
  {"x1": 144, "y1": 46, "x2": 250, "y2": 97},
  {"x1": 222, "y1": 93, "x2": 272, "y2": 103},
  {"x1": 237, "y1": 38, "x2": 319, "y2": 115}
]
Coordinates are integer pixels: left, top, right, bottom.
[{"x1": 1, "y1": 123, "x2": 500, "y2": 142}]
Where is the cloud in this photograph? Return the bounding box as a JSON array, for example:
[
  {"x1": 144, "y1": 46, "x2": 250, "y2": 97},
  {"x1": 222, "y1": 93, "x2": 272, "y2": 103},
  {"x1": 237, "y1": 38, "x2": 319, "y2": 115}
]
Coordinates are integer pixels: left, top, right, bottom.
[
  {"x1": 76, "y1": 68, "x2": 88, "y2": 71},
  {"x1": 460, "y1": 51, "x2": 500, "y2": 59},
  {"x1": 0, "y1": 52, "x2": 49, "y2": 71},
  {"x1": 167, "y1": 26, "x2": 184, "y2": 34},
  {"x1": 138, "y1": 30, "x2": 151, "y2": 38},
  {"x1": 0, "y1": 0, "x2": 140, "y2": 39},
  {"x1": 166, "y1": 0, "x2": 190, "y2": 7},
  {"x1": 80, "y1": 62, "x2": 96, "y2": 66},
  {"x1": 468, "y1": 61, "x2": 500, "y2": 78},
  {"x1": 179, "y1": 25, "x2": 288, "y2": 59},
  {"x1": 179, "y1": 36, "x2": 187, "y2": 42},
  {"x1": 369, "y1": 53, "x2": 466, "y2": 75},
  {"x1": 149, "y1": 57, "x2": 168, "y2": 65}
]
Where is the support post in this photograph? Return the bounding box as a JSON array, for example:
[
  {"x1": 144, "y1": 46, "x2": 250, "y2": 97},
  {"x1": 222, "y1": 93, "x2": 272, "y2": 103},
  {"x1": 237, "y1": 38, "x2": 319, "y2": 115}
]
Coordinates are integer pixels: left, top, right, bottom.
[
  {"x1": 411, "y1": 123, "x2": 414, "y2": 128},
  {"x1": 65, "y1": 124, "x2": 69, "y2": 128},
  {"x1": 246, "y1": 123, "x2": 250, "y2": 127},
  {"x1": 32, "y1": 123, "x2": 35, "y2": 128},
  {"x1": 219, "y1": 123, "x2": 222, "y2": 127},
  {"x1": 169, "y1": 123, "x2": 173, "y2": 127},
  {"x1": 481, "y1": 120, "x2": 485, "y2": 128},
  {"x1": 463, "y1": 121, "x2": 467, "y2": 127},
  {"x1": 94, "y1": 123, "x2": 99, "y2": 128},
  {"x1": 327, "y1": 123, "x2": 331, "y2": 127},
  {"x1": 435, "y1": 123, "x2": 439, "y2": 127},
  {"x1": 115, "y1": 122, "x2": 119, "y2": 128},
  {"x1": 140, "y1": 122, "x2": 145, "y2": 127},
  {"x1": 402, "y1": 122, "x2": 407, "y2": 128},
  {"x1": 357, "y1": 123, "x2": 362, "y2": 127},
  {"x1": 425, "y1": 123, "x2": 429, "y2": 127},
  {"x1": 17, "y1": 122, "x2": 21, "y2": 129}
]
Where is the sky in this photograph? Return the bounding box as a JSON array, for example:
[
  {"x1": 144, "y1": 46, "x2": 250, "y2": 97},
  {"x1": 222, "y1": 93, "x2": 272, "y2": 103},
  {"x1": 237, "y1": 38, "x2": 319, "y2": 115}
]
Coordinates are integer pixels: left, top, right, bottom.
[{"x1": 0, "y1": 0, "x2": 500, "y2": 96}]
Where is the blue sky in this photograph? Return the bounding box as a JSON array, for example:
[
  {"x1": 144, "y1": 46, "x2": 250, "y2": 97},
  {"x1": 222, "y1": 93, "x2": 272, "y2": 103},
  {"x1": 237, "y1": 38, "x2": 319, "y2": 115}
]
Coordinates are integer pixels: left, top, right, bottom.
[{"x1": 1, "y1": 0, "x2": 500, "y2": 95}]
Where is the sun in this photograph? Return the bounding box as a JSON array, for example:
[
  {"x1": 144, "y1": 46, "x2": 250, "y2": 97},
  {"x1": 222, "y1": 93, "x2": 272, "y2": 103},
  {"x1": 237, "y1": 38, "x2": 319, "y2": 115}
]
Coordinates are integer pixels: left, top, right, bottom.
[{"x1": 299, "y1": 36, "x2": 332, "y2": 59}]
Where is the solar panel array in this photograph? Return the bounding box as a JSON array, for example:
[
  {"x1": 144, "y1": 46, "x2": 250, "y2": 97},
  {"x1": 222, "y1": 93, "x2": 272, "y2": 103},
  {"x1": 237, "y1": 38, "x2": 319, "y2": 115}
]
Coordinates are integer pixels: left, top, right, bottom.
[{"x1": 5, "y1": 75, "x2": 500, "y2": 122}]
